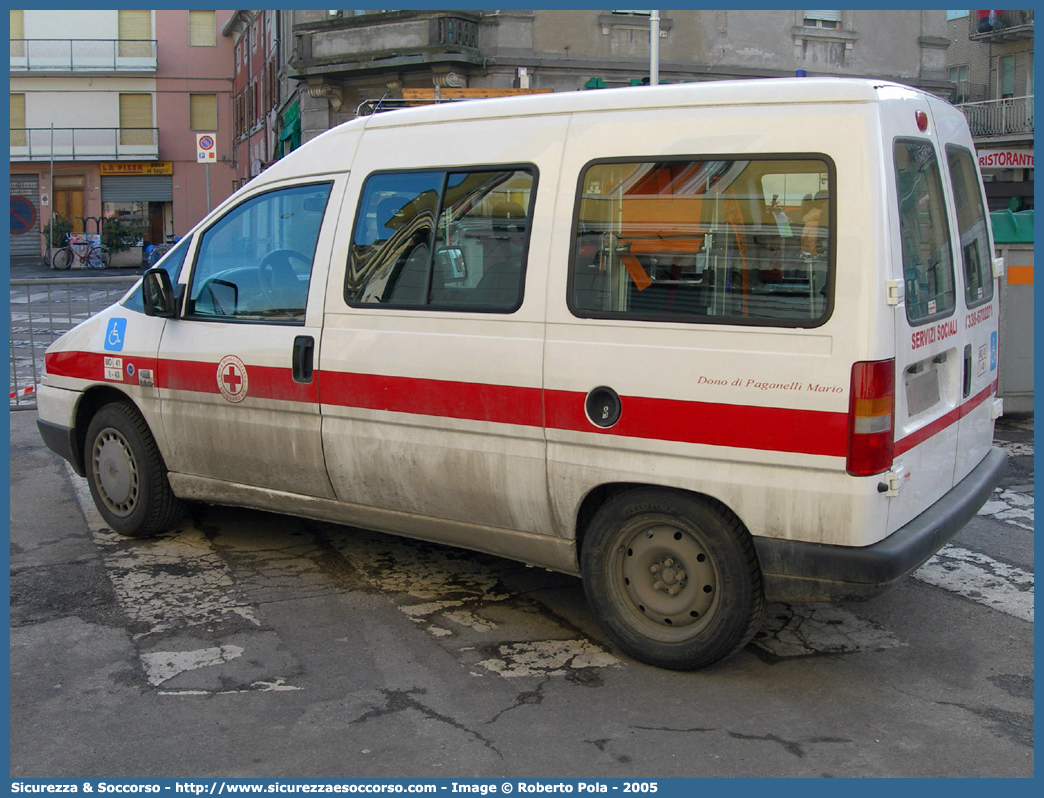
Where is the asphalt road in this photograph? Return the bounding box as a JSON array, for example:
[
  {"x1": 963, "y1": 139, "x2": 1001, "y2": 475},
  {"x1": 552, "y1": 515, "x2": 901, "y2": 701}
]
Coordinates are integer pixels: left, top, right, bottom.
[{"x1": 8, "y1": 409, "x2": 1034, "y2": 778}]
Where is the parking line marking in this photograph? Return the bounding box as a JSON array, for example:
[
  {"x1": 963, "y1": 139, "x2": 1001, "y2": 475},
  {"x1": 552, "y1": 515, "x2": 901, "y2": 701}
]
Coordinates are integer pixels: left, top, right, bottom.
[{"x1": 913, "y1": 545, "x2": 1034, "y2": 622}]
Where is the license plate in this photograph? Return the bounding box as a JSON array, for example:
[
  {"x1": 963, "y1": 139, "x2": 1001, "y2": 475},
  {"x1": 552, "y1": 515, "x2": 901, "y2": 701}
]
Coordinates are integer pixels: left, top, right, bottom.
[{"x1": 906, "y1": 367, "x2": 940, "y2": 417}]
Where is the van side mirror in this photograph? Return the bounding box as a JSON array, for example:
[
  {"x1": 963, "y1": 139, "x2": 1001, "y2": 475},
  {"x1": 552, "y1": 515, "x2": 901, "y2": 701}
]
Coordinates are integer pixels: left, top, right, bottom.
[{"x1": 142, "y1": 268, "x2": 177, "y2": 318}]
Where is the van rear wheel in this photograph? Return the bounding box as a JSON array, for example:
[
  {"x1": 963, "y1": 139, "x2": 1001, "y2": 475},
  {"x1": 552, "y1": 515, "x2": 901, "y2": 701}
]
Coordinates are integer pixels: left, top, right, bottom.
[
  {"x1": 85, "y1": 402, "x2": 181, "y2": 537},
  {"x1": 581, "y1": 489, "x2": 765, "y2": 669}
]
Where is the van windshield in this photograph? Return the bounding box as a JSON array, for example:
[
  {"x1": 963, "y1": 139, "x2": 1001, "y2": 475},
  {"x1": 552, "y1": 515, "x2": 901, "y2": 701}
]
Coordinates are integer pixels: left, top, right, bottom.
[{"x1": 569, "y1": 156, "x2": 833, "y2": 326}]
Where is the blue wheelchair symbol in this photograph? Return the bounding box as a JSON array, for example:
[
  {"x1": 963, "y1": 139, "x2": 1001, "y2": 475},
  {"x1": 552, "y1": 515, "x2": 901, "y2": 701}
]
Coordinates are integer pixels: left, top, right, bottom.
[{"x1": 104, "y1": 318, "x2": 127, "y2": 352}]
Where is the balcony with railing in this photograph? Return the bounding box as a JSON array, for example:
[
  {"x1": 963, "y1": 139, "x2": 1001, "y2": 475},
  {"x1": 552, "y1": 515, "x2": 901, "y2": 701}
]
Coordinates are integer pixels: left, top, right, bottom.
[
  {"x1": 10, "y1": 127, "x2": 160, "y2": 161},
  {"x1": 969, "y1": 10, "x2": 1034, "y2": 42},
  {"x1": 956, "y1": 95, "x2": 1034, "y2": 138},
  {"x1": 10, "y1": 39, "x2": 158, "y2": 73},
  {"x1": 292, "y1": 10, "x2": 482, "y2": 80}
]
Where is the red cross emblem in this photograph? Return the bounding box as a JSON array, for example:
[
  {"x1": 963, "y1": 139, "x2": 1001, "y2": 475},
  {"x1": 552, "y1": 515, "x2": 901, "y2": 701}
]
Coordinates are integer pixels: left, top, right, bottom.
[
  {"x1": 223, "y1": 364, "x2": 242, "y2": 394},
  {"x1": 216, "y1": 355, "x2": 249, "y2": 403}
]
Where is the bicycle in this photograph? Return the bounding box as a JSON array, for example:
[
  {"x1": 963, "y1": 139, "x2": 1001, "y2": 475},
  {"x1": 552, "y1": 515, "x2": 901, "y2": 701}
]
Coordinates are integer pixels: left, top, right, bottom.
[
  {"x1": 52, "y1": 233, "x2": 111, "y2": 270},
  {"x1": 146, "y1": 235, "x2": 183, "y2": 267}
]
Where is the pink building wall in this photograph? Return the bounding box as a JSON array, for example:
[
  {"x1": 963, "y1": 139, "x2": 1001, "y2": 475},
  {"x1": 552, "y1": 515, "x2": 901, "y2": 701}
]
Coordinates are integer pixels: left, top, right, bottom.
[{"x1": 156, "y1": 9, "x2": 237, "y2": 235}]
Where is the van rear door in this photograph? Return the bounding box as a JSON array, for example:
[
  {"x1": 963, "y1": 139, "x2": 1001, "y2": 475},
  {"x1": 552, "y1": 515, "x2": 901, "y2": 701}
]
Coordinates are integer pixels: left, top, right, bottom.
[
  {"x1": 882, "y1": 88, "x2": 1000, "y2": 533},
  {"x1": 883, "y1": 94, "x2": 963, "y2": 532},
  {"x1": 936, "y1": 112, "x2": 1001, "y2": 485}
]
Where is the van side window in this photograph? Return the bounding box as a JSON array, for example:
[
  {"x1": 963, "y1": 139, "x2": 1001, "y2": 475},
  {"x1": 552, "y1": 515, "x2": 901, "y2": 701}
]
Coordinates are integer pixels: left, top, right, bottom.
[
  {"x1": 346, "y1": 167, "x2": 535, "y2": 312},
  {"x1": 894, "y1": 140, "x2": 956, "y2": 323},
  {"x1": 946, "y1": 145, "x2": 994, "y2": 307},
  {"x1": 569, "y1": 157, "x2": 833, "y2": 326},
  {"x1": 186, "y1": 182, "x2": 333, "y2": 323}
]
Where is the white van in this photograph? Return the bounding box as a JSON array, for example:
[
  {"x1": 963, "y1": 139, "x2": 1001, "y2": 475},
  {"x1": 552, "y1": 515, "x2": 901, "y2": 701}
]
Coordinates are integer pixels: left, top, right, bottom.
[{"x1": 37, "y1": 78, "x2": 1007, "y2": 669}]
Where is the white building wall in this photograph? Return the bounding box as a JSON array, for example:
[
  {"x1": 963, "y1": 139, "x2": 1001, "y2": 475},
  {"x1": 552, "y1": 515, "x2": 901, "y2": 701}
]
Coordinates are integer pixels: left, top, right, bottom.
[{"x1": 21, "y1": 10, "x2": 124, "y2": 40}]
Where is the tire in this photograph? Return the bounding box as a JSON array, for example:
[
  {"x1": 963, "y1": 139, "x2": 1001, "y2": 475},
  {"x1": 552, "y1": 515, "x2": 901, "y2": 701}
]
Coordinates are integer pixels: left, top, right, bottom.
[
  {"x1": 580, "y1": 488, "x2": 766, "y2": 670},
  {"x1": 87, "y1": 246, "x2": 111, "y2": 269},
  {"x1": 52, "y1": 247, "x2": 74, "y2": 270},
  {"x1": 84, "y1": 402, "x2": 182, "y2": 537}
]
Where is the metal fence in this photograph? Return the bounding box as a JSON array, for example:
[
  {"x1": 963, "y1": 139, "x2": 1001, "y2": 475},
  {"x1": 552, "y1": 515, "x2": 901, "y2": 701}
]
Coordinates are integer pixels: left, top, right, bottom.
[
  {"x1": 10, "y1": 276, "x2": 139, "y2": 410},
  {"x1": 10, "y1": 38, "x2": 158, "y2": 71},
  {"x1": 958, "y1": 95, "x2": 1035, "y2": 138}
]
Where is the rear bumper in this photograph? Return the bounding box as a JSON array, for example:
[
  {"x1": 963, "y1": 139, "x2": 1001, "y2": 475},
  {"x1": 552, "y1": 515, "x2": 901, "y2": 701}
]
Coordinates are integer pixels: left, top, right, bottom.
[{"x1": 754, "y1": 446, "x2": 1008, "y2": 602}]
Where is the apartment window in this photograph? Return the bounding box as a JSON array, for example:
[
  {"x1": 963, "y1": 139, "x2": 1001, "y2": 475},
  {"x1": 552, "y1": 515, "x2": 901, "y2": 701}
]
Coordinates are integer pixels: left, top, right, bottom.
[
  {"x1": 950, "y1": 65, "x2": 969, "y2": 103},
  {"x1": 190, "y1": 94, "x2": 217, "y2": 131},
  {"x1": 803, "y1": 10, "x2": 842, "y2": 29},
  {"x1": 10, "y1": 92, "x2": 26, "y2": 147},
  {"x1": 119, "y1": 93, "x2": 153, "y2": 146},
  {"x1": 10, "y1": 10, "x2": 24, "y2": 58},
  {"x1": 118, "y1": 10, "x2": 152, "y2": 58},
  {"x1": 999, "y1": 55, "x2": 1015, "y2": 98},
  {"x1": 188, "y1": 10, "x2": 216, "y2": 47}
]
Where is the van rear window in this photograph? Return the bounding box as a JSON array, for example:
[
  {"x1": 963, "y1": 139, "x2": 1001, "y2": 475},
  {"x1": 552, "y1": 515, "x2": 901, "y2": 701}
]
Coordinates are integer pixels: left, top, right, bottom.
[
  {"x1": 946, "y1": 145, "x2": 994, "y2": 307},
  {"x1": 894, "y1": 139, "x2": 956, "y2": 323},
  {"x1": 346, "y1": 167, "x2": 535, "y2": 312},
  {"x1": 568, "y1": 157, "x2": 833, "y2": 326}
]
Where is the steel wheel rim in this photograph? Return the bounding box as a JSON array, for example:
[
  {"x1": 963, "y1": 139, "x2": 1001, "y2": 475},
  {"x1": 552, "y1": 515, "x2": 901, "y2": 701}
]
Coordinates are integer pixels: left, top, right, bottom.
[
  {"x1": 92, "y1": 428, "x2": 140, "y2": 517},
  {"x1": 610, "y1": 518, "x2": 721, "y2": 643}
]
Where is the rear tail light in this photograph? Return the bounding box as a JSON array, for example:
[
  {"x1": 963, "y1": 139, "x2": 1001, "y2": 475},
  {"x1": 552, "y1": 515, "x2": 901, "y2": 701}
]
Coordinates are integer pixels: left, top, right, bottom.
[{"x1": 847, "y1": 359, "x2": 895, "y2": 476}]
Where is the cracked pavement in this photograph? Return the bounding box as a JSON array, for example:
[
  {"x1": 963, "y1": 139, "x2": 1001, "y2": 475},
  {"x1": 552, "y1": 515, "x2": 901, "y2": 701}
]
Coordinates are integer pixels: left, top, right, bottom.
[{"x1": 9, "y1": 411, "x2": 1034, "y2": 778}]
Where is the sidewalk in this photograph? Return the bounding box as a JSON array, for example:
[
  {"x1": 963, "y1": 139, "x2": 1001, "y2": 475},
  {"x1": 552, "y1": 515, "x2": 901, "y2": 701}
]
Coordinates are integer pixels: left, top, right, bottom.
[{"x1": 10, "y1": 250, "x2": 147, "y2": 280}]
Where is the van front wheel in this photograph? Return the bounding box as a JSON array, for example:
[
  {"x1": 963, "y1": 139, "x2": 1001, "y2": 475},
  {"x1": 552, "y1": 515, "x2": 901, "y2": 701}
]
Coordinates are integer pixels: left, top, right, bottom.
[
  {"x1": 85, "y1": 402, "x2": 181, "y2": 537},
  {"x1": 581, "y1": 489, "x2": 765, "y2": 669}
]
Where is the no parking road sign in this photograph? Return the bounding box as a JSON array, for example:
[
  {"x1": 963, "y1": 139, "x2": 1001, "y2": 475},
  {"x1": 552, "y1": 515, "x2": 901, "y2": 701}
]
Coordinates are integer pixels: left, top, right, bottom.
[{"x1": 196, "y1": 133, "x2": 217, "y2": 163}]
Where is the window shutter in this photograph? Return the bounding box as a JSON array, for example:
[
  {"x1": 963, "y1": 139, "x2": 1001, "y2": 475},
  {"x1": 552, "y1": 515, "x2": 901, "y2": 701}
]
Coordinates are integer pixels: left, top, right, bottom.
[
  {"x1": 119, "y1": 94, "x2": 153, "y2": 146},
  {"x1": 1000, "y1": 56, "x2": 1016, "y2": 97},
  {"x1": 10, "y1": 10, "x2": 24, "y2": 58},
  {"x1": 190, "y1": 94, "x2": 217, "y2": 131},
  {"x1": 804, "y1": 10, "x2": 842, "y2": 22},
  {"x1": 11, "y1": 93, "x2": 26, "y2": 147},
  {"x1": 189, "y1": 10, "x2": 216, "y2": 46},
  {"x1": 118, "y1": 10, "x2": 152, "y2": 58}
]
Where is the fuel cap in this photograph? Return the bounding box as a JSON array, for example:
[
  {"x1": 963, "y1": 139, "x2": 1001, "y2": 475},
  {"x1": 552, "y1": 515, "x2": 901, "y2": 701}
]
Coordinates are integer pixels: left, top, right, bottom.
[{"x1": 585, "y1": 386, "x2": 622, "y2": 428}]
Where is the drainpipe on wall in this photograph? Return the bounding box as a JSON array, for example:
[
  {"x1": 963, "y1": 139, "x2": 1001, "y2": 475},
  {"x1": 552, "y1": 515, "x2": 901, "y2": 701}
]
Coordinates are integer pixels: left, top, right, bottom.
[{"x1": 650, "y1": 10, "x2": 660, "y2": 86}]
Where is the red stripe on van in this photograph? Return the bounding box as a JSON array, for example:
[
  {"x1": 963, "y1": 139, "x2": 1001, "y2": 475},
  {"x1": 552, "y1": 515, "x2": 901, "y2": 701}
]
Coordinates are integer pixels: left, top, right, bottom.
[
  {"x1": 320, "y1": 371, "x2": 544, "y2": 426},
  {"x1": 46, "y1": 351, "x2": 318, "y2": 403},
  {"x1": 545, "y1": 389, "x2": 848, "y2": 456},
  {"x1": 46, "y1": 351, "x2": 159, "y2": 385},
  {"x1": 319, "y1": 372, "x2": 847, "y2": 456},
  {"x1": 47, "y1": 352, "x2": 992, "y2": 459},
  {"x1": 892, "y1": 384, "x2": 994, "y2": 457},
  {"x1": 161, "y1": 358, "x2": 319, "y2": 404}
]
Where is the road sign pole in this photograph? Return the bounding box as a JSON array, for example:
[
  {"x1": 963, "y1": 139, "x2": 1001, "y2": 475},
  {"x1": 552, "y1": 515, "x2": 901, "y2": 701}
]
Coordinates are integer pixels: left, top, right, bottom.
[{"x1": 196, "y1": 133, "x2": 217, "y2": 214}]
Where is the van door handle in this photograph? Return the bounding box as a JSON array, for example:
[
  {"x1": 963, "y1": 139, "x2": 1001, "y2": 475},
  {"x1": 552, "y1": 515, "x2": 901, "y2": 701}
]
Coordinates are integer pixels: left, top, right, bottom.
[
  {"x1": 293, "y1": 335, "x2": 314, "y2": 384},
  {"x1": 962, "y1": 344, "x2": 972, "y2": 399}
]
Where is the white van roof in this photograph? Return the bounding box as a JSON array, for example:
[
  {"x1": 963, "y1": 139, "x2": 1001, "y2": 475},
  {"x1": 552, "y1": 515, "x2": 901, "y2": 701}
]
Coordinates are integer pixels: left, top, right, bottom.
[{"x1": 256, "y1": 77, "x2": 923, "y2": 185}]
